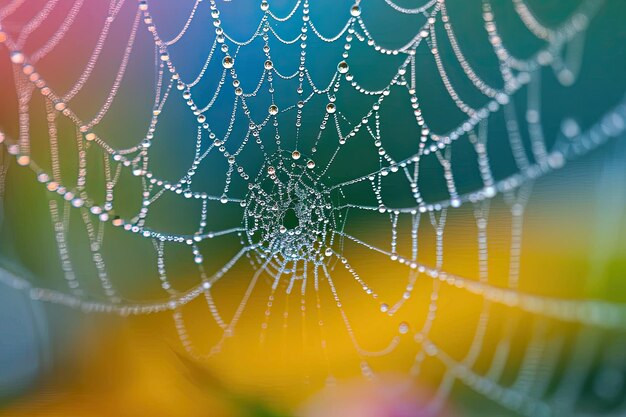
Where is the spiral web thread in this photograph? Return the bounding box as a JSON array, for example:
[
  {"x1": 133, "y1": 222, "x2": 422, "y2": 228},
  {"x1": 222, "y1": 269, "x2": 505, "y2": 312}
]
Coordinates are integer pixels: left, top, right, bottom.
[{"x1": 1, "y1": 0, "x2": 626, "y2": 415}]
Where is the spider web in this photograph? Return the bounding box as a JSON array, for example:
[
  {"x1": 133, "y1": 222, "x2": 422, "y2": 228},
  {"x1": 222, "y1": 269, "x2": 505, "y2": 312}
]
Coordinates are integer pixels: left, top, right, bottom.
[{"x1": 1, "y1": 0, "x2": 626, "y2": 415}]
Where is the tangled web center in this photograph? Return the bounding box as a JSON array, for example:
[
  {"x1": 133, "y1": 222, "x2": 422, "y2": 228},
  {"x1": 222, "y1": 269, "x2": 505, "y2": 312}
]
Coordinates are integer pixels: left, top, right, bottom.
[{"x1": 242, "y1": 152, "x2": 338, "y2": 263}]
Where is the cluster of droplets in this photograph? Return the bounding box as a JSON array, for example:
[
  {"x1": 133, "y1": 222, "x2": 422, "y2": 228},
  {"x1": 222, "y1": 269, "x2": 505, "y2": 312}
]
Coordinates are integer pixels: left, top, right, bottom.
[
  {"x1": 242, "y1": 152, "x2": 338, "y2": 264},
  {"x1": 2, "y1": 1, "x2": 626, "y2": 416}
]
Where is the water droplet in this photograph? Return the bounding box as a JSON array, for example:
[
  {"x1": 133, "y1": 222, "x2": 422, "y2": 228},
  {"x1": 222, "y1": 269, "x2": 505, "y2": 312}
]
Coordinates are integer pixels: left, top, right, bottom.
[
  {"x1": 326, "y1": 103, "x2": 336, "y2": 114},
  {"x1": 307, "y1": 160, "x2": 315, "y2": 169},
  {"x1": 222, "y1": 56, "x2": 234, "y2": 69},
  {"x1": 16, "y1": 155, "x2": 30, "y2": 166},
  {"x1": 324, "y1": 247, "x2": 333, "y2": 257},
  {"x1": 268, "y1": 104, "x2": 279, "y2": 115},
  {"x1": 264, "y1": 60, "x2": 273, "y2": 70},
  {"x1": 337, "y1": 61, "x2": 349, "y2": 74},
  {"x1": 380, "y1": 303, "x2": 389, "y2": 313},
  {"x1": 10, "y1": 51, "x2": 24, "y2": 64},
  {"x1": 399, "y1": 322, "x2": 410, "y2": 334},
  {"x1": 260, "y1": 1, "x2": 269, "y2": 11},
  {"x1": 220, "y1": 195, "x2": 228, "y2": 204},
  {"x1": 350, "y1": 4, "x2": 361, "y2": 17},
  {"x1": 561, "y1": 118, "x2": 580, "y2": 138},
  {"x1": 22, "y1": 64, "x2": 34, "y2": 75},
  {"x1": 267, "y1": 166, "x2": 275, "y2": 175},
  {"x1": 292, "y1": 150, "x2": 301, "y2": 160}
]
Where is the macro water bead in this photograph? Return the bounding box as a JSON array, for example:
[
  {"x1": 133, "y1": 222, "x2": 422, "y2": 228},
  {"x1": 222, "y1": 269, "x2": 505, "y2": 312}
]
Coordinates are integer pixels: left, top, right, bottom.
[
  {"x1": 10, "y1": 51, "x2": 25, "y2": 64},
  {"x1": 222, "y1": 55, "x2": 234, "y2": 68}
]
